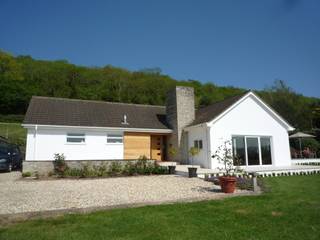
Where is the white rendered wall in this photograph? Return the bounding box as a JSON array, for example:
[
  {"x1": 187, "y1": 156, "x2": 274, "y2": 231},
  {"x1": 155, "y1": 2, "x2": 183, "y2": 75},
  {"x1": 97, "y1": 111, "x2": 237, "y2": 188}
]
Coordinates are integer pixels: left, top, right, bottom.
[
  {"x1": 209, "y1": 95, "x2": 292, "y2": 169},
  {"x1": 25, "y1": 127, "x2": 124, "y2": 161},
  {"x1": 186, "y1": 124, "x2": 211, "y2": 168}
]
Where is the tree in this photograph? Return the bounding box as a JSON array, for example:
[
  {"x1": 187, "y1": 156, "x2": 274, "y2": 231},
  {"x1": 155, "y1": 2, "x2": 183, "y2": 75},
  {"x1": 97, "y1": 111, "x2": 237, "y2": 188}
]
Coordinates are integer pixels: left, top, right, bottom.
[
  {"x1": 0, "y1": 49, "x2": 318, "y2": 139},
  {"x1": 188, "y1": 147, "x2": 200, "y2": 166}
]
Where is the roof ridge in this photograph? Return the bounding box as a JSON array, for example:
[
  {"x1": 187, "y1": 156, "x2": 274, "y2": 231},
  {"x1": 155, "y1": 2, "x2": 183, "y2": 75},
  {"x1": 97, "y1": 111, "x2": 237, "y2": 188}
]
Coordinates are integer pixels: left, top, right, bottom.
[{"x1": 31, "y1": 96, "x2": 166, "y2": 108}]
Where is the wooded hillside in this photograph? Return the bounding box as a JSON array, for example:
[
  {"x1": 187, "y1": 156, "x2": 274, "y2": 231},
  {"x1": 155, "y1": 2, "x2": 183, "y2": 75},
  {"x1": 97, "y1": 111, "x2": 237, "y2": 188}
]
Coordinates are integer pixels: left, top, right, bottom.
[{"x1": 0, "y1": 50, "x2": 319, "y2": 133}]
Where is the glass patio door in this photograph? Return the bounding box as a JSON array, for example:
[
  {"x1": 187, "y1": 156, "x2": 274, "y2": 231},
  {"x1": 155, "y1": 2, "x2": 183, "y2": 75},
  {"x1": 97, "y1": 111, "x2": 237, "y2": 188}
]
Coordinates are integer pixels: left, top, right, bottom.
[
  {"x1": 246, "y1": 137, "x2": 260, "y2": 165},
  {"x1": 232, "y1": 136, "x2": 273, "y2": 166}
]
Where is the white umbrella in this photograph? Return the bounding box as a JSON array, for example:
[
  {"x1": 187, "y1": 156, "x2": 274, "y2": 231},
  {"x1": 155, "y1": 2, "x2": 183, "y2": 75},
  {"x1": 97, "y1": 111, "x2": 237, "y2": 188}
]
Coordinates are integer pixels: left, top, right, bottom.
[{"x1": 289, "y1": 132, "x2": 316, "y2": 157}]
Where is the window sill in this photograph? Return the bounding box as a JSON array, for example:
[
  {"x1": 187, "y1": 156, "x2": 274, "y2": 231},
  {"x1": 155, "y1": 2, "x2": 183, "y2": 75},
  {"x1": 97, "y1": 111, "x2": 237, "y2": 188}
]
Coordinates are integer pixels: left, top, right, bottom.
[{"x1": 65, "y1": 143, "x2": 86, "y2": 145}]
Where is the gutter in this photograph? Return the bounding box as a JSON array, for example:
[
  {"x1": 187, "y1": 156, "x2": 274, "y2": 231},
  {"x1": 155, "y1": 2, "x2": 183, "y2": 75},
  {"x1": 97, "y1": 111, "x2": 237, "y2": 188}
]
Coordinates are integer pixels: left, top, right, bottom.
[{"x1": 22, "y1": 124, "x2": 173, "y2": 134}]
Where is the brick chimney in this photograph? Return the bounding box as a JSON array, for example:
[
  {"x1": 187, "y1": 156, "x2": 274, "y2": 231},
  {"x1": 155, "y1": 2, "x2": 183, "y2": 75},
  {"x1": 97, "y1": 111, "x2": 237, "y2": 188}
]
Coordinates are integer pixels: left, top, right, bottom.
[{"x1": 166, "y1": 86, "x2": 195, "y2": 162}]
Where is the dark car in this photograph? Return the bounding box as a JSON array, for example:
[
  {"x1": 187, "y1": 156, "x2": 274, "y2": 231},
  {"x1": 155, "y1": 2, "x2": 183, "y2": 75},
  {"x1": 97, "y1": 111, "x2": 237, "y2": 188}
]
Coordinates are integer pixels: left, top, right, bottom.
[{"x1": 0, "y1": 141, "x2": 22, "y2": 172}]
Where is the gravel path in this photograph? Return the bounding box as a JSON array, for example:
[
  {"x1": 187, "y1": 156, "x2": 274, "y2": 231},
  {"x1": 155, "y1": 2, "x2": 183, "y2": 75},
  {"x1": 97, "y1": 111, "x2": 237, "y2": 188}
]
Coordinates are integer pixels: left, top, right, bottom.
[{"x1": 0, "y1": 174, "x2": 249, "y2": 215}]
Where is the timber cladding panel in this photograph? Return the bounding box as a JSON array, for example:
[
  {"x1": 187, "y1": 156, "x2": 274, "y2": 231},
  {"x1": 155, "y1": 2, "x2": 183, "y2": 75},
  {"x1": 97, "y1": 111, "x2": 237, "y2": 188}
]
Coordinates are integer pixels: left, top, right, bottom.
[{"x1": 124, "y1": 132, "x2": 151, "y2": 159}]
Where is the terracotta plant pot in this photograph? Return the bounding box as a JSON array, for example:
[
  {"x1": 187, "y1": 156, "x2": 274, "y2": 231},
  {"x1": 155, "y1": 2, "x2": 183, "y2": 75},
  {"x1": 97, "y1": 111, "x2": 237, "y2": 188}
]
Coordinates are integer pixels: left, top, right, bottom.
[{"x1": 219, "y1": 176, "x2": 237, "y2": 193}]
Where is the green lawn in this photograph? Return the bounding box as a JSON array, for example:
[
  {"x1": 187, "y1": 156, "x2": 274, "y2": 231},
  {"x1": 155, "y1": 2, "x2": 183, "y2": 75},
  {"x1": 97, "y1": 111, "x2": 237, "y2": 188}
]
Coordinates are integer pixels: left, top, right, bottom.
[
  {"x1": 0, "y1": 122, "x2": 26, "y2": 148},
  {"x1": 1, "y1": 175, "x2": 320, "y2": 240}
]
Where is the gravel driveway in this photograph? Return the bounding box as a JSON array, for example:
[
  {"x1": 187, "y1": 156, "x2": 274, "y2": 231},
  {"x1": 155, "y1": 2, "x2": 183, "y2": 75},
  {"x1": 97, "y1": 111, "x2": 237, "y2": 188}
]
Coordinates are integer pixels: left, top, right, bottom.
[{"x1": 0, "y1": 173, "x2": 249, "y2": 215}]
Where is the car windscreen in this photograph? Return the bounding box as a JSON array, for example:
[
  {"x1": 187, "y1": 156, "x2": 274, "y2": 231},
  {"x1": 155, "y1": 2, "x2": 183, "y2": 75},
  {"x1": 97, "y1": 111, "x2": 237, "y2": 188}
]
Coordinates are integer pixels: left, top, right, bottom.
[{"x1": 0, "y1": 142, "x2": 9, "y2": 155}]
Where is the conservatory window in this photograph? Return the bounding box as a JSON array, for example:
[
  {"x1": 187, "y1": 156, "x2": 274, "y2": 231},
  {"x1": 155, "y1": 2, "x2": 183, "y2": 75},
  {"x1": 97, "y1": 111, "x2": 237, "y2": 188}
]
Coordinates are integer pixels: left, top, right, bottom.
[{"x1": 232, "y1": 136, "x2": 272, "y2": 166}]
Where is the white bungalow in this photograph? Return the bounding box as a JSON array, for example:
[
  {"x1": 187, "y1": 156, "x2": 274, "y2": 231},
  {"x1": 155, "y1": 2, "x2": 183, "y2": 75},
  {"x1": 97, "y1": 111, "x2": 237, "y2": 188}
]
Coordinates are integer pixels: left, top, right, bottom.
[{"x1": 22, "y1": 86, "x2": 295, "y2": 171}]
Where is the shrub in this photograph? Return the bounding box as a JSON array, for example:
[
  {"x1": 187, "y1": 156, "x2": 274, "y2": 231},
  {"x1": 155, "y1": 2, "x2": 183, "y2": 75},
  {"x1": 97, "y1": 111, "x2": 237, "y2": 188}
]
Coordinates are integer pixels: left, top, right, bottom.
[
  {"x1": 151, "y1": 163, "x2": 168, "y2": 174},
  {"x1": 94, "y1": 164, "x2": 108, "y2": 177},
  {"x1": 53, "y1": 153, "x2": 67, "y2": 176},
  {"x1": 168, "y1": 146, "x2": 177, "y2": 160},
  {"x1": 136, "y1": 157, "x2": 148, "y2": 174},
  {"x1": 22, "y1": 171, "x2": 32, "y2": 177},
  {"x1": 64, "y1": 167, "x2": 82, "y2": 177},
  {"x1": 55, "y1": 160, "x2": 167, "y2": 178},
  {"x1": 236, "y1": 177, "x2": 253, "y2": 190},
  {"x1": 189, "y1": 147, "x2": 200, "y2": 166},
  {"x1": 80, "y1": 164, "x2": 96, "y2": 178},
  {"x1": 123, "y1": 161, "x2": 137, "y2": 175},
  {"x1": 108, "y1": 162, "x2": 122, "y2": 176}
]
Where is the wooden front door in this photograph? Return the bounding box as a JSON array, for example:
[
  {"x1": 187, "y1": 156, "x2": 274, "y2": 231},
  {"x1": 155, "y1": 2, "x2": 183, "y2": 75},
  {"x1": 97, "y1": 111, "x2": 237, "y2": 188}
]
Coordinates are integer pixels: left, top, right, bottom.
[{"x1": 151, "y1": 135, "x2": 163, "y2": 161}]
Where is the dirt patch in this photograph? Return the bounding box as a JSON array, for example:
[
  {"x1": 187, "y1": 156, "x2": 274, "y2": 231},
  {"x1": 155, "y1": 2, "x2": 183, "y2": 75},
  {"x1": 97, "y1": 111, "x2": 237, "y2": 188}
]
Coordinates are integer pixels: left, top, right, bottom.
[
  {"x1": 271, "y1": 211, "x2": 283, "y2": 216},
  {"x1": 235, "y1": 209, "x2": 249, "y2": 214}
]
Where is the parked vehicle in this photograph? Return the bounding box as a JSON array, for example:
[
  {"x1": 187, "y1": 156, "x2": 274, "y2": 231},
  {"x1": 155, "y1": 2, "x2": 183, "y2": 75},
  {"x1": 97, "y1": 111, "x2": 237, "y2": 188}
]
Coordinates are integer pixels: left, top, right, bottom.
[{"x1": 0, "y1": 141, "x2": 22, "y2": 172}]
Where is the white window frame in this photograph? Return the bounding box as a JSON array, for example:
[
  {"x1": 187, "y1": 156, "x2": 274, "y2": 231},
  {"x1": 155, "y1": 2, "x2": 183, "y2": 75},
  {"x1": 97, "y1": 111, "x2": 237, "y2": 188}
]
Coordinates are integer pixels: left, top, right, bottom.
[
  {"x1": 193, "y1": 139, "x2": 203, "y2": 150},
  {"x1": 66, "y1": 133, "x2": 86, "y2": 144},
  {"x1": 232, "y1": 135, "x2": 273, "y2": 166},
  {"x1": 106, "y1": 133, "x2": 123, "y2": 144}
]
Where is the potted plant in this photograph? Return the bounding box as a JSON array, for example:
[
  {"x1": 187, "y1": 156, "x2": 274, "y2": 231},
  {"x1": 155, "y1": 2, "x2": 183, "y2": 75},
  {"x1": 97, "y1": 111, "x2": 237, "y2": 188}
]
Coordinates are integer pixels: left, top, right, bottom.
[
  {"x1": 53, "y1": 153, "x2": 67, "y2": 176},
  {"x1": 188, "y1": 147, "x2": 200, "y2": 178},
  {"x1": 167, "y1": 146, "x2": 177, "y2": 174},
  {"x1": 212, "y1": 141, "x2": 242, "y2": 193}
]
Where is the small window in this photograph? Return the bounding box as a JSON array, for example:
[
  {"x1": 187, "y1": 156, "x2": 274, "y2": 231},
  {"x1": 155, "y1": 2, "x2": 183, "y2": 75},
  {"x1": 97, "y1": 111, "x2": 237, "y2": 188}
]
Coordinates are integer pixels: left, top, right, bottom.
[
  {"x1": 107, "y1": 134, "x2": 123, "y2": 143},
  {"x1": 199, "y1": 140, "x2": 203, "y2": 149},
  {"x1": 194, "y1": 140, "x2": 202, "y2": 150},
  {"x1": 66, "y1": 133, "x2": 85, "y2": 143}
]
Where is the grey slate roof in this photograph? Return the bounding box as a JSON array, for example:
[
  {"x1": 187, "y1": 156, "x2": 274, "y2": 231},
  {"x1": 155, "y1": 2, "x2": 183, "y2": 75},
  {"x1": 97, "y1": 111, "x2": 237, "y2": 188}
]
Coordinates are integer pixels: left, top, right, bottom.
[
  {"x1": 23, "y1": 96, "x2": 170, "y2": 130},
  {"x1": 192, "y1": 91, "x2": 249, "y2": 125},
  {"x1": 23, "y1": 91, "x2": 251, "y2": 130}
]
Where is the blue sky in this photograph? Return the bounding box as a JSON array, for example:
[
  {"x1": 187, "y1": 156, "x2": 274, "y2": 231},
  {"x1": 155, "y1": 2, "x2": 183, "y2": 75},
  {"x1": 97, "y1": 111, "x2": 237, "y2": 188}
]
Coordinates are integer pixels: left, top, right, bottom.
[{"x1": 0, "y1": 0, "x2": 319, "y2": 97}]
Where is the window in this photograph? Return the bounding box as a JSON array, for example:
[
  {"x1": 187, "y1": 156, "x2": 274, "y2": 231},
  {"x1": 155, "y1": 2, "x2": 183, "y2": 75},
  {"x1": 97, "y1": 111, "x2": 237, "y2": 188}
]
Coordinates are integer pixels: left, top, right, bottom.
[
  {"x1": 232, "y1": 136, "x2": 272, "y2": 166},
  {"x1": 246, "y1": 137, "x2": 260, "y2": 165},
  {"x1": 194, "y1": 140, "x2": 203, "y2": 149},
  {"x1": 260, "y1": 137, "x2": 272, "y2": 165},
  {"x1": 107, "y1": 134, "x2": 123, "y2": 144},
  {"x1": 66, "y1": 133, "x2": 85, "y2": 143},
  {"x1": 232, "y1": 137, "x2": 246, "y2": 166},
  {"x1": 199, "y1": 140, "x2": 203, "y2": 149}
]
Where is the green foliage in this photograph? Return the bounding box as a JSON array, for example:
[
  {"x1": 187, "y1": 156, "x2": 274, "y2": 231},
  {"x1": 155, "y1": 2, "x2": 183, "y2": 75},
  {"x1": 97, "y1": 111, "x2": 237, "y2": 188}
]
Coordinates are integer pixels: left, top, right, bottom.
[
  {"x1": 0, "y1": 114, "x2": 24, "y2": 123},
  {"x1": 259, "y1": 80, "x2": 319, "y2": 132},
  {"x1": 188, "y1": 147, "x2": 200, "y2": 166},
  {"x1": 168, "y1": 147, "x2": 177, "y2": 158},
  {"x1": 108, "y1": 162, "x2": 122, "y2": 176},
  {"x1": 57, "y1": 160, "x2": 167, "y2": 178},
  {"x1": 212, "y1": 141, "x2": 243, "y2": 175},
  {"x1": 0, "y1": 122, "x2": 27, "y2": 150},
  {"x1": 0, "y1": 50, "x2": 319, "y2": 137},
  {"x1": 0, "y1": 50, "x2": 24, "y2": 81},
  {"x1": 290, "y1": 138, "x2": 320, "y2": 156},
  {"x1": 53, "y1": 153, "x2": 67, "y2": 176},
  {"x1": 21, "y1": 172, "x2": 32, "y2": 177},
  {"x1": 189, "y1": 147, "x2": 200, "y2": 157}
]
